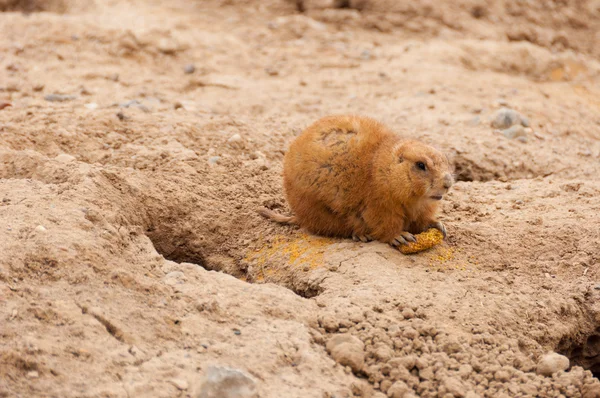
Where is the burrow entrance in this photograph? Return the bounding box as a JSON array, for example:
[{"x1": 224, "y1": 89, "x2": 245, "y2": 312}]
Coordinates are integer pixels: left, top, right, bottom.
[
  {"x1": 145, "y1": 222, "x2": 326, "y2": 299},
  {"x1": 559, "y1": 328, "x2": 600, "y2": 379}
]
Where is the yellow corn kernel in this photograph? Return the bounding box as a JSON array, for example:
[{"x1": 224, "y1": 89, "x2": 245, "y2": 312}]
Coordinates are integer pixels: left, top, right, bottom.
[{"x1": 399, "y1": 228, "x2": 444, "y2": 254}]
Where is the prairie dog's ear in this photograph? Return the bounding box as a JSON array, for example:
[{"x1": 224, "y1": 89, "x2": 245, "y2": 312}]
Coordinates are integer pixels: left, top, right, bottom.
[{"x1": 393, "y1": 141, "x2": 408, "y2": 160}]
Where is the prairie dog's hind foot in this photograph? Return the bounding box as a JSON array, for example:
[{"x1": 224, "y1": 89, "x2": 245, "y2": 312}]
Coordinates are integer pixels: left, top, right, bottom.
[
  {"x1": 258, "y1": 207, "x2": 297, "y2": 225},
  {"x1": 390, "y1": 231, "x2": 417, "y2": 247}
]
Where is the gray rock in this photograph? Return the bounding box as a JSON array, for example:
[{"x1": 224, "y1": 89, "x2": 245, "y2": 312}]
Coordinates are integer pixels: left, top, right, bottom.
[
  {"x1": 491, "y1": 107, "x2": 528, "y2": 129},
  {"x1": 196, "y1": 366, "x2": 257, "y2": 398},
  {"x1": 184, "y1": 64, "x2": 196, "y2": 74},
  {"x1": 44, "y1": 94, "x2": 77, "y2": 102},
  {"x1": 119, "y1": 99, "x2": 150, "y2": 113},
  {"x1": 208, "y1": 156, "x2": 221, "y2": 165},
  {"x1": 164, "y1": 271, "x2": 185, "y2": 285},
  {"x1": 536, "y1": 352, "x2": 569, "y2": 376},
  {"x1": 501, "y1": 125, "x2": 527, "y2": 141}
]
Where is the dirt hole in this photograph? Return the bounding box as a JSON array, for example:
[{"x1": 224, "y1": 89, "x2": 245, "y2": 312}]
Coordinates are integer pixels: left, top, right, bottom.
[
  {"x1": 145, "y1": 224, "x2": 324, "y2": 299},
  {"x1": 559, "y1": 330, "x2": 600, "y2": 379},
  {"x1": 453, "y1": 155, "x2": 501, "y2": 182},
  {"x1": 145, "y1": 225, "x2": 207, "y2": 267}
]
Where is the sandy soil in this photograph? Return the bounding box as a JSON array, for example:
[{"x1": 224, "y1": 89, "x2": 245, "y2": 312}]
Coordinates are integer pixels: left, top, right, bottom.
[{"x1": 2, "y1": 0, "x2": 600, "y2": 397}]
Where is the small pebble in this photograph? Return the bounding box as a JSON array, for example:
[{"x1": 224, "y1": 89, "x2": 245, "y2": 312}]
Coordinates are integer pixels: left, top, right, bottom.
[
  {"x1": 165, "y1": 271, "x2": 185, "y2": 280},
  {"x1": 491, "y1": 107, "x2": 528, "y2": 129},
  {"x1": 233, "y1": 329, "x2": 241, "y2": 335},
  {"x1": 227, "y1": 134, "x2": 244, "y2": 149},
  {"x1": 157, "y1": 38, "x2": 178, "y2": 55},
  {"x1": 169, "y1": 378, "x2": 188, "y2": 391},
  {"x1": 26, "y1": 371, "x2": 39, "y2": 379},
  {"x1": 516, "y1": 136, "x2": 527, "y2": 143},
  {"x1": 35, "y1": 225, "x2": 47, "y2": 233},
  {"x1": 208, "y1": 156, "x2": 221, "y2": 165},
  {"x1": 198, "y1": 366, "x2": 257, "y2": 398},
  {"x1": 44, "y1": 94, "x2": 77, "y2": 102},
  {"x1": 184, "y1": 64, "x2": 196, "y2": 74},
  {"x1": 55, "y1": 154, "x2": 76, "y2": 163},
  {"x1": 227, "y1": 134, "x2": 242, "y2": 143},
  {"x1": 501, "y1": 125, "x2": 527, "y2": 141},
  {"x1": 119, "y1": 100, "x2": 150, "y2": 113},
  {"x1": 84, "y1": 103, "x2": 98, "y2": 110}
]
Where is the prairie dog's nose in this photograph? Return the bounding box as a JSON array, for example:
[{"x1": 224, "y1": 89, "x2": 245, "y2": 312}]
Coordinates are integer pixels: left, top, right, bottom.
[{"x1": 443, "y1": 173, "x2": 453, "y2": 189}]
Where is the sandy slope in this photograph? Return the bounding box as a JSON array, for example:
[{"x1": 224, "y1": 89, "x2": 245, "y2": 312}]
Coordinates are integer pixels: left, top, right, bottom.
[{"x1": 1, "y1": 0, "x2": 600, "y2": 397}]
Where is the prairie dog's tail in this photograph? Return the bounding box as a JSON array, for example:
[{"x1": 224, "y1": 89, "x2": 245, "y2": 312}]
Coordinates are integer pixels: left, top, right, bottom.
[{"x1": 258, "y1": 207, "x2": 297, "y2": 225}]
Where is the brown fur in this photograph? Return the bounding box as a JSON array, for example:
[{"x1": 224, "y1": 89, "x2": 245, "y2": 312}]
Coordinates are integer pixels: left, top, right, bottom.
[{"x1": 260, "y1": 115, "x2": 454, "y2": 246}]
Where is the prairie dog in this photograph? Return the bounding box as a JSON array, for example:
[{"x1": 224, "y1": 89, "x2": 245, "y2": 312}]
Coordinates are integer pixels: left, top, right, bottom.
[{"x1": 260, "y1": 115, "x2": 454, "y2": 247}]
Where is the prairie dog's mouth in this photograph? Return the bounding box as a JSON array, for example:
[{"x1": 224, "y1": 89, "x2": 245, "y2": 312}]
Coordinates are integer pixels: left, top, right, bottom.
[{"x1": 430, "y1": 195, "x2": 443, "y2": 200}]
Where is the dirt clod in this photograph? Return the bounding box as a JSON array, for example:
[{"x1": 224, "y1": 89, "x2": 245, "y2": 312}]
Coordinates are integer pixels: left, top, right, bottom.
[
  {"x1": 537, "y1": 352, "x2": 570, "y2": 377},
  {"x1": 326, "y1": 334, "x2": 366, "y2": 373}
]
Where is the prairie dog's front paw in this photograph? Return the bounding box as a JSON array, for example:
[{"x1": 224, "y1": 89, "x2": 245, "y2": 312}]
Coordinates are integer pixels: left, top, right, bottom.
[{"x1": 390, "y1": 231, "x2": 416, "y2": 246}]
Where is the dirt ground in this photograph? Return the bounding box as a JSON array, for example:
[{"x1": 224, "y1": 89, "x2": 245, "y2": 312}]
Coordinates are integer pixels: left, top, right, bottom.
[{"x1": 1, "y1": 0, "x2": 600, "y2": 397}]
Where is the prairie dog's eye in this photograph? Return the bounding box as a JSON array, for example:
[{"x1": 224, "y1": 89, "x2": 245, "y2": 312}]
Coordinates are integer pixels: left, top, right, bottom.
[{"x1": 416, "y1": 161, "x2": 427, "y2": 171}]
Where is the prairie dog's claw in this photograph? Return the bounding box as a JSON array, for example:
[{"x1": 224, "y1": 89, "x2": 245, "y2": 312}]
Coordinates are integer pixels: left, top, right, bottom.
[
  {"x1": 400, "y1": 231, "x2": 416, "y2": 243},
  {"x1": 391, "y1": 231, "x2": 415, "y2": 247},
  {"x1": 429, "y1": 221, "x2": 447, "y2": 239},
  {"x1": 352, "y1": 234, "x2": 373, "y2": 243}
]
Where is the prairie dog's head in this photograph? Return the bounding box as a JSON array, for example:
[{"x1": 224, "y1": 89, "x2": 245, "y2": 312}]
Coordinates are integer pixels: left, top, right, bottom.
[{"x1": 389, "y1": 140, "x2": 454, "y2": 202}]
